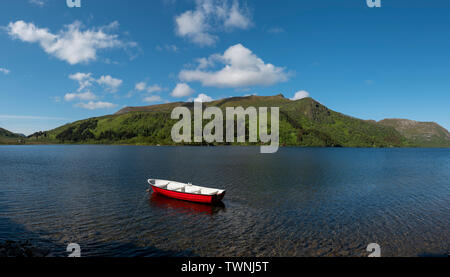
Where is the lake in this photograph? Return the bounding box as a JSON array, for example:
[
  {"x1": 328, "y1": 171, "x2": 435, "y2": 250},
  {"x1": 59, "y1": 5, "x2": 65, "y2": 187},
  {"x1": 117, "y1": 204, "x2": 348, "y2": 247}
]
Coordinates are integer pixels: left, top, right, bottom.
[{"x1": 0, "y1": 146, "x2": 448, "y2": 257}]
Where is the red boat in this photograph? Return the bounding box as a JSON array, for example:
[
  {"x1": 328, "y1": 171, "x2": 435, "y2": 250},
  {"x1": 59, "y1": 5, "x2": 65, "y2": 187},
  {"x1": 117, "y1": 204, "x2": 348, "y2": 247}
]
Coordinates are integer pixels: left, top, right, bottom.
[{"x1": 148, "y1": 179, "x2": 226, "y2": 204}]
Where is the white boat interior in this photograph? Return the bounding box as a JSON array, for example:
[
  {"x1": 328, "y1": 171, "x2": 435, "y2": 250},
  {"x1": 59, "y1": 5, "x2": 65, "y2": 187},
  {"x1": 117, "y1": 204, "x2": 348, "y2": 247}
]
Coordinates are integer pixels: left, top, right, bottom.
[{"x1": 148, "y1": 179, "x2": 225, "y2": 196}]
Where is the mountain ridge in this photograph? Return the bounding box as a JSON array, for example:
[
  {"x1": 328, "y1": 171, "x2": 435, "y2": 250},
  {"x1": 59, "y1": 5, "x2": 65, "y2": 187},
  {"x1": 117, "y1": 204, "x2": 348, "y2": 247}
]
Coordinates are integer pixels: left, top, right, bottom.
[
  {"x1": 378, "y1": 118, "x2": 450, "y2": 147},
  {"x1": 0, "y1": 127, "x2": 25, "y2": 144},
  {"x1": 0, "y1": 127, "x2": 22, "y2": 138},
  {"x1": 16, "y1": 95, "x2": 450, "y2": 148}
]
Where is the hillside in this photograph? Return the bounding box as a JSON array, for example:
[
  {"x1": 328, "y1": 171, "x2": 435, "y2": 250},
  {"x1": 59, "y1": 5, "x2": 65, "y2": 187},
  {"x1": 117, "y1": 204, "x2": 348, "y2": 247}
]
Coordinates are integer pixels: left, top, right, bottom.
[
  {"x1": 0, "y1": 127, "x2": 20, "y2": 138},
  {"x1": 23, "y1": 94, "x2": 450, "y2": 147},
  {"x1": 0, "y1": 127, "x2": 24, "y2": 144},
  {"x1": 379, "y1": 119, "x2": 450, "y2": 147}
]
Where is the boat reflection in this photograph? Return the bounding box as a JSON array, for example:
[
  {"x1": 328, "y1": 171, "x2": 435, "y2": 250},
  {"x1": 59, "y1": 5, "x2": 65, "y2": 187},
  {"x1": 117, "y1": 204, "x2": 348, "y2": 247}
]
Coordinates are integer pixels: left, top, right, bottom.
[{"x1": 149, "y1": 193, "x2": 226, "y2": 215}]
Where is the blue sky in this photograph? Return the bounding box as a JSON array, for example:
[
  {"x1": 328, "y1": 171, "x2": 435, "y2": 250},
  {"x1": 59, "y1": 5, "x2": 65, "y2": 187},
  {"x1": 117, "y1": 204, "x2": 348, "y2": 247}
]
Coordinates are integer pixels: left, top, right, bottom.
[{"x1": 0, "y1": 0, "x2": 449, "y2": 135}]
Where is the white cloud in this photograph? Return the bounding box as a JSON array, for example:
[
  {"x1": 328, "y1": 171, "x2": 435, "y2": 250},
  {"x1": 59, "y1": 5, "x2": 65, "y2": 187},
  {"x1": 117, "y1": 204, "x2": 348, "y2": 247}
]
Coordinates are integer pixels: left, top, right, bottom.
[
  {"x1": 97, "y1": 75, "x2": 122, "y2": 93},
  {"x1": 135, "y1": 82, "x2": 147, "y2": 91},
  {"x1": 0, "y1": 67, "x2": 10, "y2": 75},
  {"x1": 171, "y1": 83, "x2": 195, "y2": 98},
  {"x1": 134, "y1": 82, "x2": 164, "y2": 93},
  {"x1": 29, "y1": 0, "x2": 46, "y2": 7},
  {"x1": 64, "y1": 91, "x2": 97, "y2": 102},
  {"x1": 146, "y1": 84, "x2": 163, "y2": 93},
  {"x1": 224, "y1": 1, "x2": 251, "y2": 29},
  {"x1": 75, "y1": 101, "x2": 117, "y2": 110},
  {"x1": 175, "y1": 0, "x2": 252, "y2": 46},
  {"x1": 156, "y1": 44, "x2": 178, "y2": 52},
  {"x1": 69, "y1": 72, "x2": 122, "y2": 93},
  {"x1": 69, "y1": 72, "x2": 94, "y2": 91},
  {"x1": 193, "y1": 93, "x2": 213, "y2": 103},
  {"x1": 143, "y1": 95, "x2": 163, "y2": 103},
  {"x1": 179, "y1": 44, "x2": 288, "y2": 88},
  {"x1": 6, "y1": 20, "x2": 133, "y2": 65},
  {"x1": 290, "y1": 90, "x2": 310, "y2": 101},
  {"x1": 0, "y1": 114, "x2": 67, "y2": 120}
]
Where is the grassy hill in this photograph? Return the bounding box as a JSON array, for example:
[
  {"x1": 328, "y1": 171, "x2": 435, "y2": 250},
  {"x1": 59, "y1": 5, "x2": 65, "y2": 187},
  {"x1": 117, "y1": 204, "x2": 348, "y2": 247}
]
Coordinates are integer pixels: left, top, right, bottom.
[
  {"x1": 23, "y1": 94, "x2": 448, "y2": 147},
  {"x1": 0, "y1": 127, "x2": 18, "y2": 138},
  {"x1": 0, "y1": 127, "x2": 25, "y2": 145},
  {"x1": 379, "y1": 119, "x2": 450, "y2": 147}
]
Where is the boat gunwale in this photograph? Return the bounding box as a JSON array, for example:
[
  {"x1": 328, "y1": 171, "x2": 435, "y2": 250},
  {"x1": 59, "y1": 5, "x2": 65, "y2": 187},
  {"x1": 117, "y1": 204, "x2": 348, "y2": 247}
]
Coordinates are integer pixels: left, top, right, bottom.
[
  {"x1": 148, "y1": 179, "x2": 226, "y2": 197},
  {"x1": 150, "y1": 184, "x2": 226, "y2": 197}
]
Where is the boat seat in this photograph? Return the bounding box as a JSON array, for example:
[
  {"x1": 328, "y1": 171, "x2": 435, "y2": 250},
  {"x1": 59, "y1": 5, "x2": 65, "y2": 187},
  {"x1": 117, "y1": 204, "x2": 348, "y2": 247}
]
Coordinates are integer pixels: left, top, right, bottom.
[
  {"x1": 201, "y1": 189, "x2": 219, "y2": 195},
  {"x1": 167, "y1": 183, "x2": 185, "y2": 191},
  {"x1": 157, "y1": 183, "x2": 168, "y2": 189},
  {"x1": 185, "y1": 186, "x2": 202, "y2": 194}
]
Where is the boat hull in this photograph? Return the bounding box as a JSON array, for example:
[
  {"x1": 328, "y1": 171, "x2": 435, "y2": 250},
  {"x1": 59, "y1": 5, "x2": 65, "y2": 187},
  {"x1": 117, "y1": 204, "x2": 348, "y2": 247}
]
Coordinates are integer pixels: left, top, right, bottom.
[{"x1": 151, "y1": 185, "x2": 226, "y2": 204}]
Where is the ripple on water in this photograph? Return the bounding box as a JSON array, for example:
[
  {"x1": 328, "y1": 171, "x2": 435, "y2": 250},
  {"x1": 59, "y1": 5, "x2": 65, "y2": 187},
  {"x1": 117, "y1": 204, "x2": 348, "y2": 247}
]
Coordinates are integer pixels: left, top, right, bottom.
[{"x1": 0, "y1": 146, "x2": 449, "y2": 257}]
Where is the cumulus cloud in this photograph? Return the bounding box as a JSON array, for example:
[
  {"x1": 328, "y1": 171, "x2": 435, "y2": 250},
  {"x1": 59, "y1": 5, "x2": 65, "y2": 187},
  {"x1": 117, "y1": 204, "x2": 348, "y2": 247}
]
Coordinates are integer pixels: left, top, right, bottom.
[
  {"x1": 135, "y1": 82, "x2": 147, "y2": 91},
  {"x1": 29, "y1": 0, "x2": 46, "y2": 7},
  {"x1": 143, "y1": 95, "x2": 163, "y2": 103},
  {"x1": 0, "y1": 67, "x2": 10, "y2": 75},
  {"x1": 179, "y1": 44, "x2": 288, "y2": 88},
  {"x1": 68, "y1": 72, "x2": 122, "y2": 93},
  {"x1": 224, "y1": 1, "x2": 251, "y2": 29},
  {"x1": 64, "y1": 91, "x2": 96, "y2": 101},
  {"x1": 6, "y1": 20, "x2": 134, "y2": 65},
  {"x1": 75, "y1": 101, "x2": 117, "y2": 110},
  {"x1": 290, "y1": 90, "x2": 310, "y2": 101},
  {"x1": 156, "y1": 44, "x2": 178, "y2": 52},
  {"x1": 97, "y1": 75, "x2": 122, "y2": 93},
  {"x1": 171, "y1": 83, "x2": 195, "y2": 98},
  {"x1": 175, "y1": 0, "x2": 252, "y2": 46},
  {"x1": 69, "y1": 72, "x2": 94, "y2": 91},
  {"x1": 146, "y1": 85, "x2": 163, "y2": 93},
  {"x1": 134, "y1": 82, "x2": 163, "y2": 93},
  {"x1": 64, "y1": 73, "x2": 122, "y2": 109},
  {"x1": 192, "y1": 93, "x2": 214, "y2": 103}
]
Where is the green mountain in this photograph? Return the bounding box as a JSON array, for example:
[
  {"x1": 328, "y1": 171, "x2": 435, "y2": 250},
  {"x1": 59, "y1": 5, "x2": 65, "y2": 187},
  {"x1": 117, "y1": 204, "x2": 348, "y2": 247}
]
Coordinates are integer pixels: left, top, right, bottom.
[
  {"x1": 379, "y1": 119, "x2": 450, "y2": 147},
  {"x1": 1, "y1": 127, "x2": 16, "y2": 137},
  {"x1": 0, "y1": 127, "x2": 23, "y2": 138},
  {"x1": 27, "y1": 95, "x2": 450, "y2": 147},
  {"x1": 0, "y1": 127, "x2": 25, "y2": 144},
  {"x1": 24, "y1": 94, "x2": 449, "y2": 148}
]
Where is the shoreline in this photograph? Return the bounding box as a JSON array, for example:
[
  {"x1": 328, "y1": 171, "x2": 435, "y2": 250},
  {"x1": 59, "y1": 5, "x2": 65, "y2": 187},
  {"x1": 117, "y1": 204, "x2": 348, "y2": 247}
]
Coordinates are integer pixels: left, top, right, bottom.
[
  {"x1": 0, "y1": 142, "x2": 449, "y2": 149},
  {"x1": 0, "y1": 240, "x2": 53, "y2": 258}
]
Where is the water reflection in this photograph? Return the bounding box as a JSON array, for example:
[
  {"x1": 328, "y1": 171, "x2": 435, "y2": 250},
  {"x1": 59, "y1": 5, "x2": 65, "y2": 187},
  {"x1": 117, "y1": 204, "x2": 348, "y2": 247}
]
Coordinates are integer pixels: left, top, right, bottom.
[
  {"x1": 0, "y1": 146, "x2": 448, "y2": 257},
  {"x1": 148, "y1": 193, "x2": 226, "y2": 215}
]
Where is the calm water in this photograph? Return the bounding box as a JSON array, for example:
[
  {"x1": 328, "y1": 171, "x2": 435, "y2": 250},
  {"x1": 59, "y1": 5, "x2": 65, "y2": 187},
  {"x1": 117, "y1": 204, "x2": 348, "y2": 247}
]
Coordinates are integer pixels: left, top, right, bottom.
[{"x1": 0, "y1": 146, "x2": 449, "y2": 257}]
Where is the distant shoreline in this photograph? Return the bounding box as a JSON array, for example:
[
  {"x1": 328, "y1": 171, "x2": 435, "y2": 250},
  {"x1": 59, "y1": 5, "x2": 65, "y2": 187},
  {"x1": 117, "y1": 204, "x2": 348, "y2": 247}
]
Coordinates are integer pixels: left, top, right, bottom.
[
  {"x1": 1, "y1": 142, "x2": 449, "y2": 149},
  {"x1": 3, "y1": 96, "x2": 450, "y2": 148}
]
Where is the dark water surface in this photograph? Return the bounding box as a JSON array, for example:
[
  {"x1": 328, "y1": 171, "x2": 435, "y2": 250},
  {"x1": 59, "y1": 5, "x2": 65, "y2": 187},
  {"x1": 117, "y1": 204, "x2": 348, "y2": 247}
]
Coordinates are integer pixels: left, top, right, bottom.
[{"x1": 0, "y1": 146, "x2": 448, "y2": 257}]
